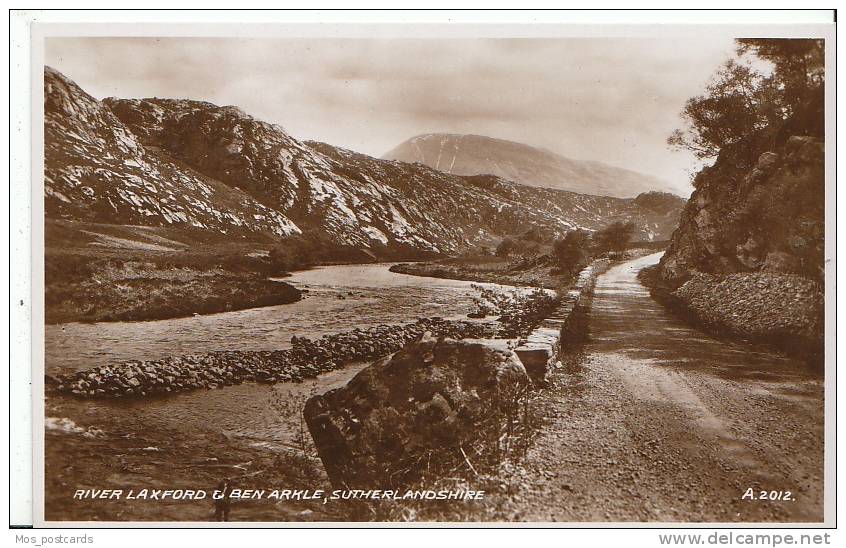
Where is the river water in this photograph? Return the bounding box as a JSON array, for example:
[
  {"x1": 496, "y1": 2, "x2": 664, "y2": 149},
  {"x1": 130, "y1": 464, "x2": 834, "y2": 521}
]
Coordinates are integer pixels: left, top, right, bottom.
[
  {"x1": 45, "y1": 264, "x2": 524, "y2": 462},
  {"x1": 45, "y1": 263, "x2": 505, "y2": 376}
]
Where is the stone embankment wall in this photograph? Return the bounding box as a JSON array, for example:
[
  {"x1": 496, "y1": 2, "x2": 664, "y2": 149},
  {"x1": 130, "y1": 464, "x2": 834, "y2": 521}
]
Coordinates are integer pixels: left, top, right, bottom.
[{"x1": 514, "y1": 259, "x2": 610, "y2": 384}]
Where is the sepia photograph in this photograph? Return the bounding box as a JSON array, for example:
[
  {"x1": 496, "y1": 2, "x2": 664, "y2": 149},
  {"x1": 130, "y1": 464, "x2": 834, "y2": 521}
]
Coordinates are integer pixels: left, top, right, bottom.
[{"x1": 15, "y1": 12, "x2": 834, "y2": 529}]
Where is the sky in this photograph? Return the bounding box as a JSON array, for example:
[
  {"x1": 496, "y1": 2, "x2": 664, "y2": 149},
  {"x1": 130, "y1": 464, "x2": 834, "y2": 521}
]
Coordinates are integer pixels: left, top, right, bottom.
[{"x1": 46, "y1": 37, "x2": 740, "y2": 196}]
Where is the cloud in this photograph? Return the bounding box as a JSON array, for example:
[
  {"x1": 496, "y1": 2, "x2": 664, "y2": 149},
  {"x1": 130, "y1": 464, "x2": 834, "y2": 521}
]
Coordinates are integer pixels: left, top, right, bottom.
[{"x1": 46, "y1": 36, "x2": 738, "y2": 195}]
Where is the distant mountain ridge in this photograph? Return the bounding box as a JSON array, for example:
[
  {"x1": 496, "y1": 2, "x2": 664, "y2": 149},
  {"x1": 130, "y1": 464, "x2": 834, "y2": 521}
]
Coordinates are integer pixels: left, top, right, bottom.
[
  {"x1": 383, "y1": 133, "x2": 680, "y2": 199},
  {"x1": 44, "y1": 67, "x2": 685, "y2": 257}
]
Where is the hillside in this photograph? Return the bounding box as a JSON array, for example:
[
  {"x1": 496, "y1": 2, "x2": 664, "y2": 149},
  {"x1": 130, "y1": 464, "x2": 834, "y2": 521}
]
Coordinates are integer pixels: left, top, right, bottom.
[
  {"x1": 657, "y1": 137, "x2": 824, "y2": 286},
  {"x1": 47, "y1": 66, "x2": 685, "y2": 258},
  {"x1": 646, "y1": 136, "x2": 824, "y2": 363},
  {"x1": 44, "y1": 67, "x2": 300, "y2": 239},
  {"x1": 383, "y1": 133, "x2": 680, "y2": 198},
  {"x1": 460, "y1": 176, "x2": 684, "y2": 243}
]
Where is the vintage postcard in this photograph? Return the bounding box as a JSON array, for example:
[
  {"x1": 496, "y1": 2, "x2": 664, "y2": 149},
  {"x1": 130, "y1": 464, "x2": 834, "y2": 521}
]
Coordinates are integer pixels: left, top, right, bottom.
[{"x1": 14, "y1": 11, "x2": 836, "y2": 528}]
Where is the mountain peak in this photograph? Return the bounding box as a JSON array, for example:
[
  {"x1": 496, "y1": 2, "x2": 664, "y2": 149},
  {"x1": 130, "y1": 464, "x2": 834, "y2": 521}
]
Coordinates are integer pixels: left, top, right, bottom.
[{"x1": 383, "y1": 132, "x2": 679, "y2": 199}]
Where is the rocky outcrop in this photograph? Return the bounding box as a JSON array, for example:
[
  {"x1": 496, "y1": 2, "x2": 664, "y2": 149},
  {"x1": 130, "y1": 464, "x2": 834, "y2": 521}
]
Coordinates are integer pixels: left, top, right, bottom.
[
  {"x1": 658, "y1": 136, "x2": 824, "y2": 285},
  {"x1": 44, "y1": 67, "x2": 301, "y2": 238},
  {"x1": 653, "y1": 135, "x2": 824, "y2": 362},
  {"x1": 303, "y1": 335, "x2": 529, "y2": 489}
]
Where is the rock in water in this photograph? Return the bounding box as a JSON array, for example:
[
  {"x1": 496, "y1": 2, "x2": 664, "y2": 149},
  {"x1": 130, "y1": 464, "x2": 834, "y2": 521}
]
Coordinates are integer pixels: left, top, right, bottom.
[{"x1": 303, "y1": 334, "x2": 529, "y2": 489}]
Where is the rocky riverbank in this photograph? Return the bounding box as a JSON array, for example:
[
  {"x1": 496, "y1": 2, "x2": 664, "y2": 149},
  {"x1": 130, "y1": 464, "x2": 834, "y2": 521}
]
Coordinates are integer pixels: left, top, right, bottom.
[
  {"x1": 390, "y1": 257, "x2": 566, "y2": 289},
  {"x1": 49, "y1": 318, "x2": 497, "y2": 398},
  {"x1": 51, "y1": 280, "x2": 562, "y2": 399}
]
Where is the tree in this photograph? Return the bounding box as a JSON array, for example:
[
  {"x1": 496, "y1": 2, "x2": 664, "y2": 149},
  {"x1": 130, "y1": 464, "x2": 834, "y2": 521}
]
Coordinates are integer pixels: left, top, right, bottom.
[
  {"x1": 553, "y1": 230, "x2": 588, "y2": 276},
  {"x1": 668, "y1": 38, "x2": 824, "y2": 164},
  {"x1": 592, "y1": 221, "x2": 635, "y2": 254},
  {"x1": 735, "y1": 39, "x2": 824, "y2": 111},
  {"x1": 495, "y1": 237, "x2": 518, "y2": 257},
  {"x1": 667, "y1": 60, "x2": 781, "y2": 160}
]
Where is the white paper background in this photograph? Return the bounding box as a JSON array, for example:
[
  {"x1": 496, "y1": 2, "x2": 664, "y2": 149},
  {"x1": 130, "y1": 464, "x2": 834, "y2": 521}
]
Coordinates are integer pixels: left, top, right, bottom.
[{"x1": 6, "y1": 6, "x2": 840, "y2": 545}]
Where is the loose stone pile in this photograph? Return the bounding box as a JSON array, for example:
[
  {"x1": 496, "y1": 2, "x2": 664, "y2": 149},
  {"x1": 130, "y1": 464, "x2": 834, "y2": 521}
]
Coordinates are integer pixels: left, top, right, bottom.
[
  {"x1": 674, "y1": 271, "x2": 823, "y2": 342},
  {"x1": 49, "y1": 317, "x2": 501, "y2": 399}
]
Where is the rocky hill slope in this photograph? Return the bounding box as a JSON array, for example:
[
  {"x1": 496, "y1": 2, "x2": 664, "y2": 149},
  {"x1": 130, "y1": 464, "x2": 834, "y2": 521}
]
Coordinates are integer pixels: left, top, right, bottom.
[
  {"x1": 46, "y1": 67, "x2": 684, "y2": 258},
  {"x1": 383, "y1": 133, "x2": 679, "y2": 198},
  {"x1": 44, "y1": 67, "x2": 300, "y2": 239},
  {"x1": 649, "y1": 136, "x2": 824, "y2": 362},
  {"x1": 657, "y1": 136, "x2": 824, "y2": 285},
  {"x1": 461, "y1": 176, "x2": 684, "y2": 242}
]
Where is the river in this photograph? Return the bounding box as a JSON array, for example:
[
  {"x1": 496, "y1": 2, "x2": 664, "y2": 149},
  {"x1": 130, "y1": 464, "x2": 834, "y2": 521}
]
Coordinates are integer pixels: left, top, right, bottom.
[
  {"x1": 45, "y1": 263, "x2": 509, "y2": 375},
  {"x1": 44, "y1": 264, "x2": 527, "y2": 520}
]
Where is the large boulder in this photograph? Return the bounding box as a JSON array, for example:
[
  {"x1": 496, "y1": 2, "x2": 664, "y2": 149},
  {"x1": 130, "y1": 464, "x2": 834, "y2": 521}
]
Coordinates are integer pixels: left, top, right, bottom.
[{"x1": 303, "y1": 334, "x2": 529, "y2": 489}]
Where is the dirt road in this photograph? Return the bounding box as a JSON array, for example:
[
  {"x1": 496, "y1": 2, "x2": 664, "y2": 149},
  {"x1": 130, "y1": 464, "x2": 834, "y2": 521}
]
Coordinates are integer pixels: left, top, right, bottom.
[{"x1": 504, "y1": 252, "x2": 824, "y2": 523}]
